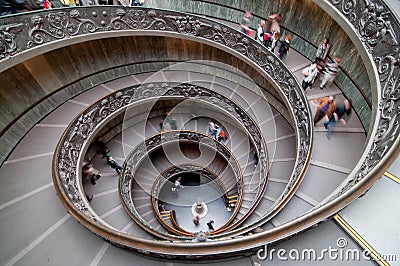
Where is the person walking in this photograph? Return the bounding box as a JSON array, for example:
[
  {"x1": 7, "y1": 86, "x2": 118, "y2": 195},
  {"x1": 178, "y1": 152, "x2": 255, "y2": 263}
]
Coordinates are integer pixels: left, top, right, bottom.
[
  {"x1": 214, "y1": 125, "x2": 222, "y2": 140},
  {"x1": 314, "y1": 95, "x2": 335, "y2": 125},
  {"x1": 94, "y1": 137, "x2": 110, "y2": 158},
  {"x1": 278, "y1": 34, "x2": 291, "y2": 60},
  {"x1": 82, "y1": 162, "x2": 101, "y2": 185},
  {"x1": 207, "y1": 220, "x2": 215, "y2": 230},
  {"x1": 217, "y1": 129, "x2": 226, "y2": 141},
  {"x1": 315, "y1": 37, "x2": 330, "y2": 63},
  {"x1": 266, "y1": 12, "x2": 281, "y2": 33},
  {"x1": 174, "y1": 177, "x2": 184, "y2": 190},
  {"x1": 253, "y1": 153, "x2": 258, "y2": 166},
  {"x1": 106, "y1": 155, "x2": 123, "y2": 175},
  {"x1": 301, "y1": 62, "x2": 318, "y2": 90},
  {"x1": 256, "y1": 20, "x2": 265, "y2": 44},
  {"x1": 320, "y1": 55, "x2": 341, "y2": 90},
  {"x1": 193, "y1": 215, "x2": 200, "y2": 226},
  {"x1": 266, "y1": 31, "x2": 279, "y2": 52},
  {"x1": 240, "y1": 11, "x2": 252, "y2": 36},
  {"x1": 324, "y1": 99, "x2": 352, "y2": 139},
  {"x1": 208, "y1": 121, "x2": 217, "y2": 137}
]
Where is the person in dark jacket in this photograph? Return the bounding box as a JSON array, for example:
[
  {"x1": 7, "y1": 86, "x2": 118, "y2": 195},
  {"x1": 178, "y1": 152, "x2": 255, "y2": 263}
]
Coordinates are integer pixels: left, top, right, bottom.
[
  {"x1": 324, "y1": 99, "x2": 352, "y2": 139},
  {"x1": 278, "y1": 34, "x2": 292, "y2": 60}
]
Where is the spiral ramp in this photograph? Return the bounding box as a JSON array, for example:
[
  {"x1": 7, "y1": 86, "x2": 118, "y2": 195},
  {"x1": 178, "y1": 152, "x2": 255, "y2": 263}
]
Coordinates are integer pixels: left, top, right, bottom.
[{"x1": 0, "y1": 2, "x2": 400, "y2": 266}]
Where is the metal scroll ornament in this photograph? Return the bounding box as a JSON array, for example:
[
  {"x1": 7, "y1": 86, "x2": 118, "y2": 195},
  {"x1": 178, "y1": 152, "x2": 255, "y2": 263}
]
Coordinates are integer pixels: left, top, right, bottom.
[
  {"x1": 0, "y1": 23, "x2": 23, "y2": 58},
  {"x1": 120, "y1": 132, "x2": 243, "y2": 237},
  {"x1": 26, "y1": 8, "x2": 211, "y2": 48}
]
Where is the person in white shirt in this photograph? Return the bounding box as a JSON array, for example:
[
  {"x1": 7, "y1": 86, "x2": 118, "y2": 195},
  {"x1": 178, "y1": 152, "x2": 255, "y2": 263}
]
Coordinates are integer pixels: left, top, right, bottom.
[
  {"x1": 174, "y1": 177, "x2": 184, "y2": 189},
  {"x1": 301, "y1": 63, "x2": 318, "y2": 90},
  {"x1": 256, "y1": 20, "x2": 265, "y2": 44}
]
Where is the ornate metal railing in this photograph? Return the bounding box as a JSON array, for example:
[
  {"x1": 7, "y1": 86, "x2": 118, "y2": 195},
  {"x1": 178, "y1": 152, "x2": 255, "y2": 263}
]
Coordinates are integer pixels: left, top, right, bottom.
[
  {"x1": 53, "y1": 79, "x2": 287, "y2": 240},
  {"x1": 120, "y1": 130, "x2": 244, "y2": 239},
  {"x1": 317, "y1": 0, "x2": 400, "y2": 197},
  {"x1": 0, "y1": 7, "x2": 312, "y2": 257}
]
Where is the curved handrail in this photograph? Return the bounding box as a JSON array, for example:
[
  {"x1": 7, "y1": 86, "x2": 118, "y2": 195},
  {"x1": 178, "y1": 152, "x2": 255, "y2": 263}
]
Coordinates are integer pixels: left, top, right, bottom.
[
  {"x1": 170, "y1": 210, "x2": 188, "y2": 234},
  {"x1": 134, "y1": 82, "x2": 273, "y2": 228},
  {"x1": 54, "y1": 77, "x2": 276, "y2": 241},
  {"x1": 120, "y1": 130, "x2": 244, "y2": 239}
]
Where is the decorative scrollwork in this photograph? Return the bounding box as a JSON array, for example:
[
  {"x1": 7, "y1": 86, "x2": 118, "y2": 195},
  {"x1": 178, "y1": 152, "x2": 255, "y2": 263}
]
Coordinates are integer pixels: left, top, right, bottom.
[
  {"x1": 362, "y1": 0, "x2": 398, "y2": 48},
  {"x1": 0, "y1": 1, "x2": 398, "y2": 258},
  {"x1": 0, "y1": 23, "x2": 23, "y2": 58},
  {"x1": 328, "y1": 0, "x2": 400, "y2": 197},
  {"x1": 27, "y1": 11, "x2": 102, "y2": 47},
  {"x1": 121, "y1": 137, "x2": 242, "y2": 238},
  {"x1": 331, "y1": 0, "x2": 398, "y2": 53},
  {"x1": 164, "y1": 15, "x2": 208, "y2": 35}
]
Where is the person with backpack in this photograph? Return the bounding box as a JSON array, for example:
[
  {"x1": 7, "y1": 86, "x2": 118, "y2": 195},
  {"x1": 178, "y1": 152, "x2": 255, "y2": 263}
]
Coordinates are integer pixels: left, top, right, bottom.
[
  {"x1": 278, "y1": 34, "x2": 292, "y2": 60},
  {"x1": 217, "y1": 129, "x2": 227, "y2": 141},
  {"x1": 324, "y1": 99, "x2": 352, "y2": 139},
  {"x1": 82, "y1": 162, "x2": 101, "y2": 185},
  {"x1": 314, "y1": 95, "x2": 336, "y2": 126}
]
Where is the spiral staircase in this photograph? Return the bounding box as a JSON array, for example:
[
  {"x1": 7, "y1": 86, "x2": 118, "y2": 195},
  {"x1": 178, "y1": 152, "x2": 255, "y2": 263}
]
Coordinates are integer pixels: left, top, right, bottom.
[{"x1": 0, "y1": 1, "x2": 400, "y2": 265}]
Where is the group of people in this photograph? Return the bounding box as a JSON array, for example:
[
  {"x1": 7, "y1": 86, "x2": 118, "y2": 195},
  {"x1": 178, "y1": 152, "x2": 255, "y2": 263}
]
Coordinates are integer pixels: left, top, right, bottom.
[
  {"x1": 301, "y1": 37, "x2": 341, "y2": 92},
  {"x1": 208, "y1": 121, "x2": 227, "y2": 142},
  {"x1": 94, "y1": 138, "x2": 124, "y2": 175},
  {"x1": 252, "y1": 13, "x2": 292, "y2": 60},
  {"x1": 241, "y1": 11, "x2": 290, "y2": 60},
  {"x1": 243, "y1": 12, "x2": 351, "y2": 139},
  {"x1": 297, "y1": 36, "x2": 352, "y2": 139},
  {"x1": 192, "y1": 216, "x2": 215, "y2": 231}
]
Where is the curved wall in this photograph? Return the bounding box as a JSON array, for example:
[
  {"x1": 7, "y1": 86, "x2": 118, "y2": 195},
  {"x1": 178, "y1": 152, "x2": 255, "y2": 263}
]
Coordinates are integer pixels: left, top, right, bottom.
[{"x1": 145, "y1": 0, "x2": 372, "y2": 130}]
